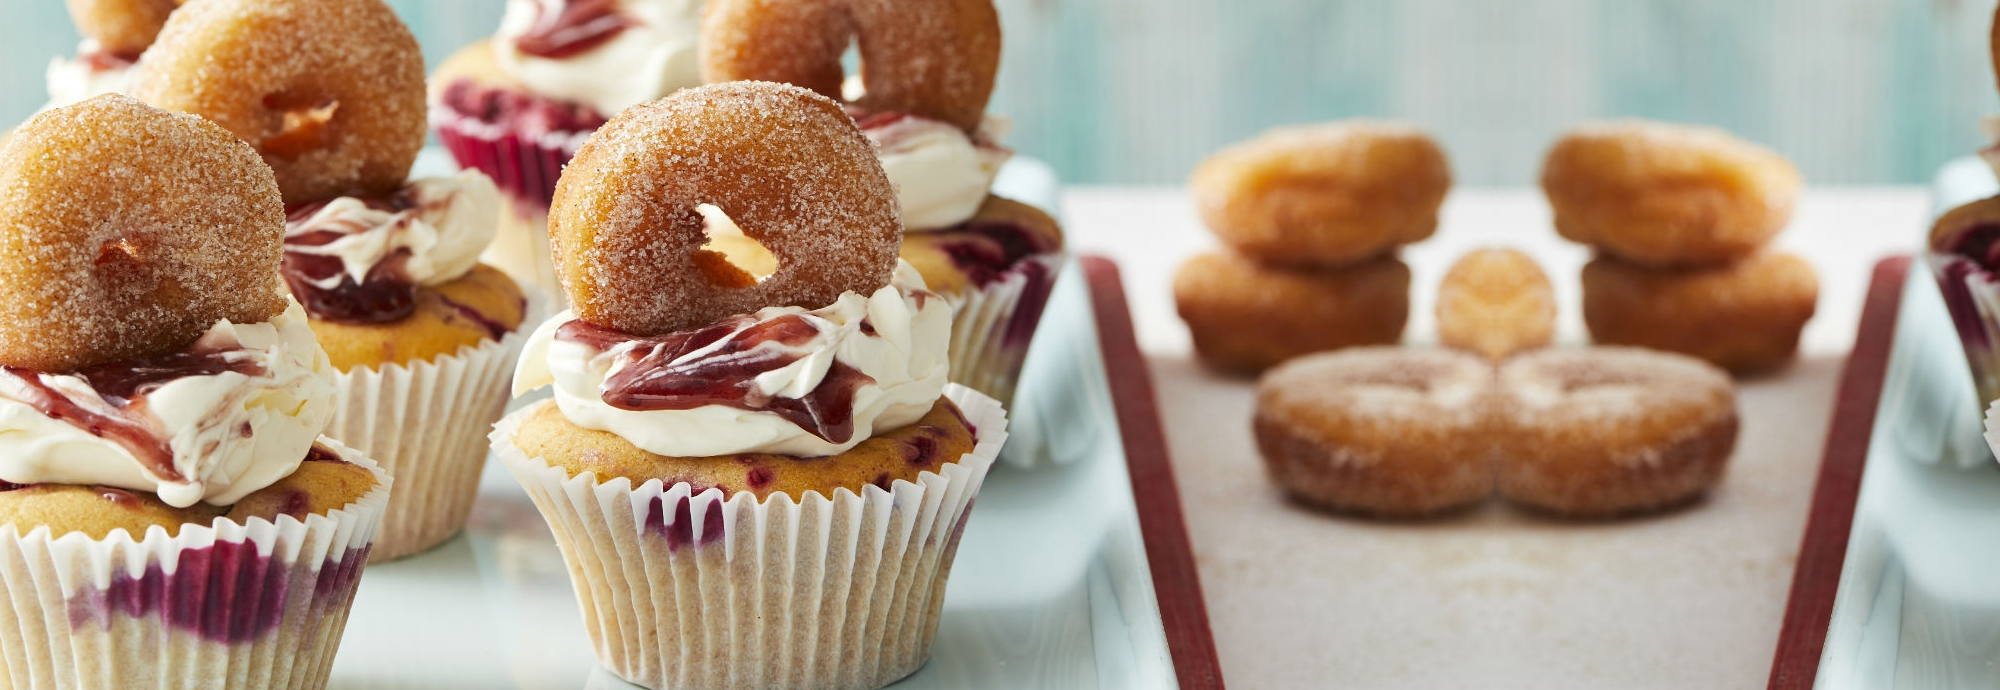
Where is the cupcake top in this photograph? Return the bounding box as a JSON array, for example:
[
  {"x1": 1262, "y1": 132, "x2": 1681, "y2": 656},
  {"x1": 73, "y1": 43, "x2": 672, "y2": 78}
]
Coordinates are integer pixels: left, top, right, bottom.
[
  {"x1": 0, "y1": 94, "x2": 340, "y2": 511},
  {"x1": 517, "y1": 81, "x2": 954, "y2": 458},
  {"x1": 280, "y1": 171, "x2": 501, "y2": 324},
  {"x1": 850, "y1": 108, "x2": 1012, "y2": 231},
  {"x1": 492, "y1": 0, "x2": 706, "y2": 117}
]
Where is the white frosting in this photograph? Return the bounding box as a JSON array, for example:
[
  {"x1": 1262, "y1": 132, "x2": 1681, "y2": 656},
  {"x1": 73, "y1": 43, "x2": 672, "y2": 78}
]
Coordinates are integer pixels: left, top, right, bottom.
[
  {"x1": 0, "y1": 301, "x2": 336, "y2": 508},
  {"x1": 514, "y1": 261, "x2": 953, "y2": 457},
  {"x1": 862, "y1": 114, "x2": 1012, "y2": 231},
  {"x1": 494, "y1": 0, "x2": 703, "y2": 116},
  {"x1": 286, "y1": 171, "x2": 499, "y2": 287},
  {"x1": 44, "y1": 42, "x2": 133, "y2": 109}
]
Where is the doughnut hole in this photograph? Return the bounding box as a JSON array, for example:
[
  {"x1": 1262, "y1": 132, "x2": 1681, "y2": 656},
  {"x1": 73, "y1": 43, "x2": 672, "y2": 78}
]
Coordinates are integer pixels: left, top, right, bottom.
[
  {"x1": 1495, "y1": 347, "x2": 1738, "y2": 518},
  {"x1": 1174, "y1": 250, "x2": 1408, "y2": 375},
  {"x1": 1581, "y1": 252, "x2": 1819, "y2": 375},
  {"x1": 1436, "y1": 247, "x2": 1557, "y2": 360},
  {"x1": 1253, "y1": 348, "x2": 1497, "y2": 517},
  {"x1": 0, "y1": 94, "x2": 285, "y2": 372}
]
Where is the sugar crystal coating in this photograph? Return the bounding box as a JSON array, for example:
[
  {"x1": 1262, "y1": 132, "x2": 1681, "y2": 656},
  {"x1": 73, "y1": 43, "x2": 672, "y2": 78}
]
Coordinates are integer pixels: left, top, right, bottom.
[
  {"x1": 0, "y1": 94, "x2": 285, "y2": 372},
  {"x1": 551, "y1": 81, "x2": 903, "y2": 335}
]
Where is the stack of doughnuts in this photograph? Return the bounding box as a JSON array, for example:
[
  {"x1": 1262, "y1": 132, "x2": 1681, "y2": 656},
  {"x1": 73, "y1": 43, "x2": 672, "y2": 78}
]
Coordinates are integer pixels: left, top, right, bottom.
[
  {"x1": 1543, "y1": 120, "x2": 1819, "y2": 375},
  {"x1": 1176, "y1": 121, "x2": 1450, "y2": 374}
]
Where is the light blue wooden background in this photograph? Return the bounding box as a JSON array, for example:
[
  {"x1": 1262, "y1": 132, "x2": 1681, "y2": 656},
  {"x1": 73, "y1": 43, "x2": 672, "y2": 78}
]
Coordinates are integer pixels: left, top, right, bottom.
[{"x1": 2, "y1": 0, "x2": 1996, "y2": 185}]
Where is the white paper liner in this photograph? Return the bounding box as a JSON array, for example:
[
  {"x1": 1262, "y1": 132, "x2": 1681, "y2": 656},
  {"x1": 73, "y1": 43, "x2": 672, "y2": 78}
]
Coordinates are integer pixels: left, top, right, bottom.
[
  {"x1": 492, "y1": 384, "x2": 1007, "y2": 690},
  {"x1": 324, "y1": 301, "x2": 534, "y2": 562},
  {"x1": 0, "y1": 437, "x2": 390, "y2": 690},
  {"x1": 935, "y1": 253, "x2": 1062, "y2": 410},
  {"x1": 482, "y1": 201, "x2": 567, "y2": 314}
]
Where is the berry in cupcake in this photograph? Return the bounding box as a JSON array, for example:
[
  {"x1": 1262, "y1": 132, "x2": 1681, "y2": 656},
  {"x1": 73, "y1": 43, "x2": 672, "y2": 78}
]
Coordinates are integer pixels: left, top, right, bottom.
[
  {"x1": 430, "y1": 0, "x2": 707, "y2": 304},
  {"x1": 0, "y1": 93, "x2": 389, "y2": 690},
  {"x1": 131, "y1": 0, "x2": 530, "y2": 561},
  {"x1": 496, "y1": 81, "x2": 1008, "y2": 690}
]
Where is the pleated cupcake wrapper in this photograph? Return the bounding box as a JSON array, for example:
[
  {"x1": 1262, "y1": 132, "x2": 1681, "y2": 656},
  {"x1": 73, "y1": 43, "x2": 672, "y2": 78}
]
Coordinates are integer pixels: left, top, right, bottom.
[
  {"x1": 0, "y1": 438, "x2": 390, "y2": 690},
  {"x1": 325, "y1": 298, "x2": 535, "y2": 562},
  {"x1": 936, "y1": 253, "x2": 1063, "y2": 412},
  {"x1": 430, "y1": 105, "x2": 583, "y2": 213},
  {"x1": 492, "y1": 384, "x2": 1007, "y2": 690}
]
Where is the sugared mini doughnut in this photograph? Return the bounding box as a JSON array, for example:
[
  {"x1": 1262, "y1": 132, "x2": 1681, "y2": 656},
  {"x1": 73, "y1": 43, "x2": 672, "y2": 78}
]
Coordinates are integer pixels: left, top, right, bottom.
[
  {"x1": 0, "y1": 94, "x2": 285, "y2": 372},
  {"x1": 1253, "y1": 348, "x2": 1495, "y2": 517},
  {"x1": 1542, "y1": 120, "x2": 1801, "y2": 266},
  {"x1": 1173, "y1": 250, "x2": 1408, "y2": 374},
  {"x1": 700, "y1": 0, "x2": 1001, "y2": 132},
  {"x1": 130, "y1": 0, "x2": 427, "y2": 203},
  {"x1": 66, "y1": 0, "x2": 184, "y2": 57},
  {"x1": 1495, "y1": 347, "x2": 1738, "y2": 517},
  {"x1": 512, "y1": 398, "x2": 977, "y2": 498},
  {"x1": 1190, "y1": 121, "x2": 1450, "y2": 267},
  {"x1": 1582, "y1": 251, "x2": 1819, "y2": 374},
  {"x1": 550, "y1": 81, "x2": 901, "y2": 335},
  {"x1": 1436, "y1": 248, "x2": 1556, "y2": 360}
]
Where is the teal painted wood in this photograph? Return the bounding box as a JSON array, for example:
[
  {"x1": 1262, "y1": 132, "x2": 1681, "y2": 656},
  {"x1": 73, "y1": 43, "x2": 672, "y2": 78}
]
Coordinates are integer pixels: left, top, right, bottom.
[{"x1": 2, "y1": 0, "x2": 1995, "y2": 185}]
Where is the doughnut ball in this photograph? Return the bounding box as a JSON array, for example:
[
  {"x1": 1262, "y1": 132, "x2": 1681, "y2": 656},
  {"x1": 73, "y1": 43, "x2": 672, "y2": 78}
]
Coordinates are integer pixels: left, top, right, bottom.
[
  {"x1": 1436, "y1": 247, "x2": 1556, "y2": 360},
  {"x1": 1190, "y1": 121, "x2": 1450, "y2": 268},
  {"x1": 1495, "y1": 347, "x2": 1738, "y2": 517},
  {"x1": 131, "y1": 0, "x2": 427, "y2": 204},
  {"x1": 0, "y1": 94, "x2": 285, "y2": 372},
  {"x1": 1582, "y1": 251, "x2": 1819, "y2": 375},
  {"x1": 1253, "y1": 347, "x2": 1496, "y2": 517},
  {"x1": 66, "y1": 0, "x2": 184, "y2": 57},
  {"x1": 550, "y1": 81, "x2": 901, "y2": 335},
  {"x1": 700, "y1": 0, "x2": 1002, "y2": 132},
  {"x1": 1174, "y1": 250, "x2": 1409, "y2": 375},
  {"x1": 1541, "y1": 120, "x2": 1802, "y2": 266}
]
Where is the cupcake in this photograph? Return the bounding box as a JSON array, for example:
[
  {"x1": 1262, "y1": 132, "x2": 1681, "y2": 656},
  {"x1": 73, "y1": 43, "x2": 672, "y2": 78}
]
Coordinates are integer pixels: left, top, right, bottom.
[
  {"x1": 496, "y1": 82, "x2": 1006, "y2": 690},
  {"x1": 699, "y1": 0, "x2": 1066, "y2": 406},
  {"x1": 1931, "y1": 195, "x2": 2000, "y2": 414},
  {"x1": 0, "y1": 95, "x2": 389, "y2": 689},
  {"x1": 42, "y1": 0, "x2": 184, "y2": 108},
  {"x1": 131, "y1": 0, "x2": 530, "y2": 561},
  {"x1": 430, "y1": 0, "x2": 707, "y2": 304}
]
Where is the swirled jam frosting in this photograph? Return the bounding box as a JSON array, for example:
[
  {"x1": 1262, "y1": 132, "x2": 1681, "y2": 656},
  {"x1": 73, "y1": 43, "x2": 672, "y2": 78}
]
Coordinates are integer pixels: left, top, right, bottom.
[
  {"x1": 515, "y1": 261, "x2": 953, "y2": 457},
  {"x1": 494, "y1": 0, "x2": 704, "y2": 117},
  {"x1": 0, "y1": 301, "x2": 336, "y2": 508}
]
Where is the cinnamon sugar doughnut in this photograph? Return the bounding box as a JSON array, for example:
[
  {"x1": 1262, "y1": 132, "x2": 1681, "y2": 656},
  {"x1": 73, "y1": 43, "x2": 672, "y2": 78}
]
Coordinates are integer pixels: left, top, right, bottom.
[
  {"x1": 1174, "y1": 250, "x2": 1409, "y2": 375},
  {"x1": 1495, "y1": 347, "x2": 1738, "y2": 517},
  {"x1": 1190, "y1": 121, "x2": 1450, "y2": 268},
  {"x1": 700, "y1": 0, "x2": 1002, "y2": 132},
  {"x1": 550, "y1": 81, "x2": 901, "y2": 335},
  {"x1": 1542, "y1": 120, "x2": 1801, "y2": 266},
  {"x1": 130, "y1": 0, "x2": 427, "y2": 203},
  {"x1": 66, "y1": 0, "x2": 184, "y2": 57},
  {"x1": 1582, "y1": 251, "x2": 1819, "y2": 374},
  {"x1": 1436, "y1": 248, "x2": 1556, "y2": 360},
  {"x1": 1253, "y1": 348, "x2": 1496, "y2": 517},
  {"x1": 0, "y1": 94, "x2": 285, "y2": 372}
]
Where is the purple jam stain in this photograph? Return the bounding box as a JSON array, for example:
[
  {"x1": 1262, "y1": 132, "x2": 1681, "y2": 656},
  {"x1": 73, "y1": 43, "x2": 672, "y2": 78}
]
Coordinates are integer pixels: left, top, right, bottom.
[
  {"x1": 441, "y1": 80, "x2": 608, "y2": 137},
  {"x1": 903, "y1": 432, "x2": 941, "y2": 467},
  {"x1": 943, "y1": 402, "x2": 978, "y2": 441},
  {"x1": 644, "y1": 495, "x2": 726, "y2": 550},
  {"x1": 558, "y1": 316, "x2": 878, "y2": 444},
  {"x1": 745, "y1": 467, "x2": 774, "y2": 490},
  {"x1": 0, "y1": 342, "x2": 262, "y2": 485},
  {"x1": 0, "y1": 482, "x2": 26, "y2": 492},
  {"x1": 435, "y1": 294, "x2": 515, "y2": 341},
  {"x1": 930, "y1": 220, "x2": 1060, "y2": 288},
  {"x1": 274, "y1": 490, "x2": 311, "y2": 519},
  {"x1": 68, "y1": 542, "x2": 369, "y2": 644},
  {"x1": 870, "y1": 473, "x2": 893, "y2": 491},
  {"x1": 302, "y1": 443, "x2": 351, "y2": 466},
  {"x1": 999, "y1": 258, "x2": 1057, "y2": 348},
  {"x1": 859, "y1": 320, "x2": 878, "y2": 337},
  {"x1": 1938, "y1": 257, "x2": 1991, "y2": 353},
  {"x1": 280, "y1": 243, "x2": 418, "y2": 325},
  {"x1": 513, "y1": 0, "x2": 632, "y2": 59},
  {"x1": 96, "y1": 488, "x2": 140, "y2": 509}
]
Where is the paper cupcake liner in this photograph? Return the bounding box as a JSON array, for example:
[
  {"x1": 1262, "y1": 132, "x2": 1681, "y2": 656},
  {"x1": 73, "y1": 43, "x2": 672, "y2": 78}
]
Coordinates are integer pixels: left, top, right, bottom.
[
  {"x1": 936, "y1": 253, "x2": 1063, "y2": 409},
  {"x1": 431, "y1": 105, "x2": 580, "y2": 212},
  {"x1": 0, "y1": 438, "x2": 390, "y2": 690},
  {"x1": 492, "y1": 384, "x2": 1007, "y2": 690},
  {"x1": 324, "y1": 305, "x2": 534, "y2": 562}
]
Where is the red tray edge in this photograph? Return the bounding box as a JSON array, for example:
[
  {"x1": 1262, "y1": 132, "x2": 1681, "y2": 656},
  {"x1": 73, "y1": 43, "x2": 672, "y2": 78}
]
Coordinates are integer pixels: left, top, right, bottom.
[
  {"x1": 1080, "y1": 255, "x2": 1228, "y2": 690},
  {"x1": 1766, "y1": 255, "x2": 1912, "y2": 689}
]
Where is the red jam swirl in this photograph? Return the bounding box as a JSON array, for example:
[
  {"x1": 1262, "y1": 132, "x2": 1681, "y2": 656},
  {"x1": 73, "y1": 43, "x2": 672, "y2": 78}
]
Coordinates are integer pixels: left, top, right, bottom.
[
  {"x1": 282, "y1": 195, "x2": 422, "y2": 324},
  {"x1": 0, "y1": 343, "x2": 263, "y2": 483},
  {"x1": 556, "y1": 314, "x2": 878, "y2": 445},
  {"x1": 513, "y1": 0, "x2": 633, "y2": 60}
]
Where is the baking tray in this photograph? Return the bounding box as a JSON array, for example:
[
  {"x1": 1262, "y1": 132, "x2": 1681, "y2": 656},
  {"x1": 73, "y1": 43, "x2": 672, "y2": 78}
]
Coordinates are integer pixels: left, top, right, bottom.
[
  {"x1": 1769, "y1": 157, "x2": 2000, "y2": 689},
  {"x1": 329, "y1": 154, "x2": 1223, "y2": 690}
]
